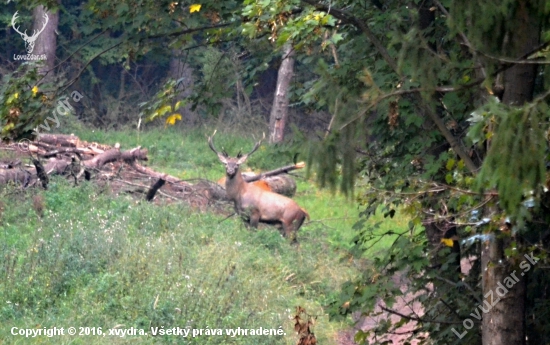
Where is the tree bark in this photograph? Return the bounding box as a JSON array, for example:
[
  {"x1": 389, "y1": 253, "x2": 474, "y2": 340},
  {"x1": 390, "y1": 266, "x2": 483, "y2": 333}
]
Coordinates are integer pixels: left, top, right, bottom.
[
  {"x1": 500, "y1": 9, "x2": 539, "y2": 105},
  {"x1": 269, "y1": 42, "x2": 295, "y2": 143},
  {"x1": 481, "y1": 236, "x2": 526, "y2": 345},
  {"x1": 32, "y1": 4, "x2": 59, "y2": 77},
  {"x1": 481, "y1": 3, "x2": 540, "y2": 344}
]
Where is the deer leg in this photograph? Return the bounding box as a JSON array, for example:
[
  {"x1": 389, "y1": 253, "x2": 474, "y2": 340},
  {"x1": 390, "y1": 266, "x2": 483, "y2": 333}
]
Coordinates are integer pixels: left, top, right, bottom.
[
  {"x1": 282, "y1": 221, "x2": 293, "y2": 238},
  {"x1": 292, "y1": 213, "x2": 306, "y2": 232},
  {"x1": 249, "y1": 209, "x2": 260, "y2": 228},
  {"x1": 283, "y1": 223, "x2": 298, "y2": 244},
  {"x1": 286, "y1": 214, "x2": 306, "y2": 243}
]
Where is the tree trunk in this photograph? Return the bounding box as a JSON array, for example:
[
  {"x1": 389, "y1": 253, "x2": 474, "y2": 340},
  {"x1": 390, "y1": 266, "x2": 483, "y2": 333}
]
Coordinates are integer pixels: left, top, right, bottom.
[
  {"x1": 32, "y1": 4, "x2": 59, "y2": 77},
  {"x1": 269, "y1": 42, "x2": 295, "y2": 143},
  {"x1": 481, "y1": 236, "x2": 526, "y2": 345},
  {"x1": 481, "y1": 3, "x2": 539, "y2": 344}
]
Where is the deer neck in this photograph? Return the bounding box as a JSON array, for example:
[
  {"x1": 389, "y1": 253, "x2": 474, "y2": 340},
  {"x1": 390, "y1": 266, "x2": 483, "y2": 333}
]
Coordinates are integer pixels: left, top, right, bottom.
[{"x1": 225, "y1": 170, "x2": 246, "y2": 199}]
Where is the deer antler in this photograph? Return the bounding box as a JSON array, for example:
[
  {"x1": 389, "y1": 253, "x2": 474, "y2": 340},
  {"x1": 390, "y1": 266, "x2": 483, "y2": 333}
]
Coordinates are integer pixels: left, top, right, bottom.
[
  {"x1": 208, "y1": 130, "x2": 220, "y2": 154},
  {"x1": 208, "y1": 130, "x2": 230, "y2": 163},
  {"x1": 237, "y1": 132, "x2": 265, "y2": 163}
]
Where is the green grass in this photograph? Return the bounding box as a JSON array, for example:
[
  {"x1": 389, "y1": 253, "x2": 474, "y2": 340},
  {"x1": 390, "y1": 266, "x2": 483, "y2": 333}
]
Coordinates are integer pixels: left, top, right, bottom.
[{"x1": 0, "y1": 127, "x2": 407, "y2": 344}]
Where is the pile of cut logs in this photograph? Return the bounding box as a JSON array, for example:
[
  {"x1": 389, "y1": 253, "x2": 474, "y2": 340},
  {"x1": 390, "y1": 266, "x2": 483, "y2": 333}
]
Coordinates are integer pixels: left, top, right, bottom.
[{"x1": 0, "y1": 134, "x2": 304, "y2": 209}]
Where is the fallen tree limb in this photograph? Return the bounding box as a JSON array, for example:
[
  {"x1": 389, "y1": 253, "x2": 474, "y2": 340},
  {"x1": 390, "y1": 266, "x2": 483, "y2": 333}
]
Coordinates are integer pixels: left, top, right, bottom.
[
  {"x1": 243, "y1": 161, "x2": 305, "y2": 183},
  {"x1": 146, "y1": 178, "x2": 166, "y2": 201},
  {"x1": 130, "y1": 162, "x2": 192, "y2": 187}
]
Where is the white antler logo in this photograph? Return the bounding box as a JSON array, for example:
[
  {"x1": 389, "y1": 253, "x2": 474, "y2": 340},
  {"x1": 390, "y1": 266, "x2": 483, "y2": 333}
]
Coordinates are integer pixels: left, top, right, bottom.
[{"x1": 11, "y1": 11, "x2": 49, "y2": 54}]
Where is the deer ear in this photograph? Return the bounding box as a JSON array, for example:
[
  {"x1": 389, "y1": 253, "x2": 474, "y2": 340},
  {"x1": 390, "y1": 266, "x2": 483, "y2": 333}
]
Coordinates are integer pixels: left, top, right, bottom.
[
  {"x1": 236, "y1": 155, "x2": 248, "y2": 164},
  {"x1": 217, "y1": 153, "x2": 229, "y2": 164}
]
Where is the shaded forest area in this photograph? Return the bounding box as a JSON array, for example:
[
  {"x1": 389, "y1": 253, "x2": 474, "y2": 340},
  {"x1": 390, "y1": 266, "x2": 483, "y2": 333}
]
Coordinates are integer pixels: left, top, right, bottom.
[{"x1": 2, "y1": 1, "x2": 550, "y2": 345}]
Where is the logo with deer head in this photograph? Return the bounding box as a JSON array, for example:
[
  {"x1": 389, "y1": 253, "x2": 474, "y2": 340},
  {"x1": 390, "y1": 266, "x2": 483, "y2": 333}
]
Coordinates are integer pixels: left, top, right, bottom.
[{"x1": 11, "y1": 11, "x2": 49, "y2": 54}]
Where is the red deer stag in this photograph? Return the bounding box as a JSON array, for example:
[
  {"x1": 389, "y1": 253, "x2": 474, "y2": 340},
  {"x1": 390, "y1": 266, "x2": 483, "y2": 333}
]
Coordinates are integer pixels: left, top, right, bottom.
[{"x1": 208, "y1": 131, "x2": 308, "y2": 242}]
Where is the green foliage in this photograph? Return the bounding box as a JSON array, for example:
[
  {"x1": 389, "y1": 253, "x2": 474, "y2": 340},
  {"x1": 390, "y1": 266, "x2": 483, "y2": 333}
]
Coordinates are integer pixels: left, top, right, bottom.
[
  {"x1": 139, "y1": 79, "x2": 186, "y2": 124},
  {"x1": 470, "y1": 97, "x2": 549, "y2": 220},
  {"x1": 0, "y1": 66, "x2": 53, "y2": 141},
  {"x1": 191, "y1": 47, "x2": 242, "y2": 116}
]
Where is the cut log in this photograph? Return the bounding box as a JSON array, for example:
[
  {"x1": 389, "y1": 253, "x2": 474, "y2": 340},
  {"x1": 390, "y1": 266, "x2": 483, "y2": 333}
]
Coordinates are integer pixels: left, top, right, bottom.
[
  {"x1": 44, "y1": 158, "x2": 70, "y2": 175},
  {"x1": 0, "y1": 168, "x2": 32, "y2": 185},
  {"x1": 36, "y1": 133, "x2": 112, "y2": 153},
  {"x1": 83, "y1": 147, "x2": 148, "y2": 169},
  {"x1": 37, "y1": 133, "x2": 80, "y2": 147},
  {"x1": 262, "y1": 174, "x2": 296, "y2": 197}
]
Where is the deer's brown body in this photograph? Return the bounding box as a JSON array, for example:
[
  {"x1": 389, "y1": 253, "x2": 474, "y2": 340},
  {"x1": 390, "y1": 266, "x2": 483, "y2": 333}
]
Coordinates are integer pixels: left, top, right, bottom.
[{"x1": 209, "y1": 131, "x2": 308, "y2": 241}]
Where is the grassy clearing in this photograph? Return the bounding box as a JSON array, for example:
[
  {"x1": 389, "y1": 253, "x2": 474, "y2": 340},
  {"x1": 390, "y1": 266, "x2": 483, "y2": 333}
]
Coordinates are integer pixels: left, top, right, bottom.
[{"x1": 0, "y1": 128, "x2": 407, "y2": 344}]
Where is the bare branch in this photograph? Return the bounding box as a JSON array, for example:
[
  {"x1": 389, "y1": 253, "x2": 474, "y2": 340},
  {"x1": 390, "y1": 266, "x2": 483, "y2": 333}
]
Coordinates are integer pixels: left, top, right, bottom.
[{"x1": 379, "y1": 305, "x2": 469, "y2": 325}]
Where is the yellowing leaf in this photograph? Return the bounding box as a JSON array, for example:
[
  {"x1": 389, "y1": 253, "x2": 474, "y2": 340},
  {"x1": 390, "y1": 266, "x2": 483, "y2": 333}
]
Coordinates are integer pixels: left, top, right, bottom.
[
  {"x1": 445, "y1": 158, "x2": 455, "y2": 171},
  {"x1": 165, "y1": 113, "x2": 182, "y2": 125},
  {"x1": 190, "y1": 4, "x2": 201, "y2": 13},
  {"x1": 2, "y1": 123, "x2": 15, "y2": 133},
  {"x1": 441, "y1": 238, "x2": 454, "y2": 247},
  {"x1": 158, "y1": 105, "x2": 172, "y2": 116},
  {"x1": 32, "y1": 86, "x2": 39, "y2": 96},
  {"x1": 6, "y1": 93, "x2": 19, "y2": 105}
]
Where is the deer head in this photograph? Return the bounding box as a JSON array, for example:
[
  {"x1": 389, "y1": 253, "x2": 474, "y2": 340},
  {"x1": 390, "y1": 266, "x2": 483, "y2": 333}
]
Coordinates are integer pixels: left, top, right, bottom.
[
  {"x1": 208, "y1": 130, "x2": 264, "y2": 178},
  {"x1": 11, "y1": 11, "x2": 49, "y2": 54}
]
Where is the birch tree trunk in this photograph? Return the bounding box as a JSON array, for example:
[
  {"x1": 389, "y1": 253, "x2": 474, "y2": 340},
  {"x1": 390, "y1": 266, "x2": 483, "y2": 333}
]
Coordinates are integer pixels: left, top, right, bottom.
[{"x1": 269, "y1": 42, "x2": 295, "y2": 143}]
